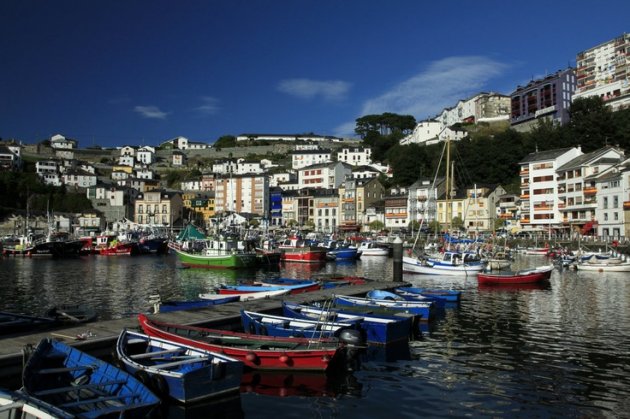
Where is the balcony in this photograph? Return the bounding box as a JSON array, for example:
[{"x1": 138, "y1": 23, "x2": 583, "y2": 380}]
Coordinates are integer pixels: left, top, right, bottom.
[
  {"x1": 343, "y1": 198, "x2": 355, "y2": 203},
  {"x1": 520, "y1": 218, "x2": 530, "y2": 224},
  {"x1": 499, "y1": 213, "x2": 511, "y2": 219},
  {"x1": 583, "y1": 187, "x2": 597, "y2": 195},
  {"x1": 519, "y1": 169, "x2": 529, "y2": 176},
  {"x1": 624, "y1": 201, "x2": 630, "y2": 210},
  {"x1": 557, "y1": 202, "x2": 566, "y2": 209},
  {"x1": 520, "y1": 193, "x2": 530, "y2": 199}
]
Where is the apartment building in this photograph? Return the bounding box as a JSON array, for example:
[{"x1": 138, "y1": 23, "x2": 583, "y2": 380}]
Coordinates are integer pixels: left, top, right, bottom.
[
  {"x1": 519, "y1": 147, "x2": 583, "y2": 232},
  {"x1": 573, "y1": 33, "x2": 630, "y2": 111},
  {"x1": 408, "y1": 177, "x2": 446, "y2": 226},
  {"x1": 592, "y1": 157, "x2": 630, "y2": 238},
  {"x1": 338, "y1": 177, "x2": 385, "y2": 232},
  {"x1": 312, "y1": 189, "x2": 340, "y2": 234},
  {"x1": 510, "y1": 68, "x2": 576, "y2": 132},
  {"x1": 214, "y1": 174, "x2": 268, "y2": 216},
  {"x1": 383, "y1": 187, "x2": 409, "y2": 231},
  {"x1": 297, "y1": 161, "x2": 352, "y2": 190},
  {"x1": 556, "y1": 146, "x2": 624, "y2": 235}
]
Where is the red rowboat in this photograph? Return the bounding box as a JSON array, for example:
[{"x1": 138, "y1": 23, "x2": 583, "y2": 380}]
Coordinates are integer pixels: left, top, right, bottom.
[
  {"x1": 137, "y1": 314, "x2": 357, "y2": 372},
  {"x1": 477, "y1": 265, "x2": 553, "y2": 285}
]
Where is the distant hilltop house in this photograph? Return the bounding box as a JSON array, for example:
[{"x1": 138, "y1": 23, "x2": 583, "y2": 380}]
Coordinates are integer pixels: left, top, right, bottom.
[
  {"x1": 0, "y1": 141, "x2": 23, "y2": 171},
  {"x1": 49, "y1": 134, "x2": 78, "y2": 149},
  {"x1": 438, "y1": 92, "x2": 511, "y2": 128},
  {"x1": 236, "y1": 133, "x2": 343, "y2": 143},
  {"x1": 400, "y1": 121, "x2": 467, "y2": 146},
  {"x1": 161, "y1": 136, "x2": 208, "y2": 150}
]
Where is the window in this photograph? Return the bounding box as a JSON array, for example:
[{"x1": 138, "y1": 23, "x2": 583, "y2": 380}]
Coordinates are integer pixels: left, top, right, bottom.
[
  {"x1": 603, "y1": 197, "x2": 608, "y2": 209},
  {"x1": 614, "y1": 196, "x2": 619, "y2": 208},
  {"x1": 138, "y1": 204, "x2": 143, "y2": 214}
]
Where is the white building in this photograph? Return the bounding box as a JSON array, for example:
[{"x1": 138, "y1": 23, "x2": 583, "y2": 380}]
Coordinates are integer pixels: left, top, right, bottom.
[
  {"x1": 297, "y1": 162, "x2": 352, "y2": 190},
  {"x1": 351, "y1": 166, "x2": 380, "y2": 180},
  {"x1": 36, "y1": 160, "x2": 59, "y2": 176},
  {"x1": 135, "y1": 168, "x2": 155, "y2": 180},
  {"x1": 180, "y1": 180, "x2": 203, "y2": 191},
  {"x1": 50, "y1": 134, "x2": 77, "y2": 150},
  {"x1": 593, "y1": 157, "x2": 630, "y2": 239},
  {"x1": 236, "y1": 133, "x2": 342, "y2": 143},
  {"x1": 337, "y1": 147, "x2": 372, "y2": 166},
  {"x1": 557, "y1": 146, "x2": 625, "y2": 236},
  {"x1": 269, "y1": 173, "x2": 293, "y2": 187},
  {"x1": 136, "y1": 146, "x2": 155, "y2": 165},
  {"x1": 62, "y1": 169, "x2": 97, "y2": 189},
  {"x1": 212, "y1": 159, "x2": 264, "y2": 175},
  {"x1": 400, "y1": 121, "x2": 442, "y2": 145},
  {"x1": 291, "y1": 149, "x2": 332, "y2": 170},
  {"x1": 119, "y1": 146, "x2": 135, "y2": 156},
  {"x1": 519, "y1": 147, "x2": 584, "y2": 232},
  {"x1": 573, "y1": 33, "x2": 630, "y2": 111},
  {"x1": 118, "y1": 155, "x2": 135, "y2": 167}
]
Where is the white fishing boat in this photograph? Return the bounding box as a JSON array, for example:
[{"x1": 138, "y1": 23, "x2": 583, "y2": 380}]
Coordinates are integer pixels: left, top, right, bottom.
[
  {"x1": 356, "y1": 241, "x2": 388, "y2": 257},
  {"x1": 199, "y1": 289, "x2": 290, "y2": 301}
]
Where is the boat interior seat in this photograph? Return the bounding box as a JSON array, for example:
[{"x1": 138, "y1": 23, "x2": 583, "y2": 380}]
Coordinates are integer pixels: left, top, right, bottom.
[{"x1": 32, "y1": 379, "x2": 128, "y2": 396}]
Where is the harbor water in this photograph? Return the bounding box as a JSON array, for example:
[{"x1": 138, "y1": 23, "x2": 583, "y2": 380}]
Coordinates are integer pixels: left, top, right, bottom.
[{"x1": 1, "y1": 253, "x2": 630, "y2": 417}]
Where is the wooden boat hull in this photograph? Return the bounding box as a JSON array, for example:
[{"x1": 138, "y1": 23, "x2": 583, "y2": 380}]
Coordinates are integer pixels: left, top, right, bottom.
[
  {"x1": 241, "y1": 310, "x2": 357, "y2": 339},
  {"x1": 99, "y1": 243, "x2": 137, "y2": 256},
  {"x1": 403, "y1": 256, "x2": 483, "y2": 276},
  {"x1": 333, "y1": 295, "x2": 435, "y2": 322},
  {"x1": 576, "y1": 262, "x2": 630, "y2": 272},
  {"x1": 477, "y1": 266, "x2": 553, "y2": 285},
  {"x1": 156, "y1": 295, "x2": 240, "y2": 313},
  {"x1": 282, "y1": 302, "x2": 411, "y2": 345},
  {"x1": 280, "y1": 247, "x2": 327, "y2": 263},
  {"x1": 218, "y1": 282, "x2": 321, "y2": 295},
  {"x1": 0, "y1": 389, "x2": 74, "y2": 419},
  {"x1": 201, "y1": 289, "x2": 290, "y2": 301},
  {"x1": 394, "y1": 287, "x2": 461, "y2": 303},
  {"x1": 173, "y1": 247, "x2": 257, "y2": 269},
  {"x1": 0, "y1": 312, "x2": 58, "y2": 336},
  {"x1": 21, "y1": 338, "x2": 160, "y2": 418},
  {"x1": 116, "y1": 329, "x2": 243, "y2": 404},
  {"x1": 137, "y1": 314, "x2": 347, "y2": 372}
]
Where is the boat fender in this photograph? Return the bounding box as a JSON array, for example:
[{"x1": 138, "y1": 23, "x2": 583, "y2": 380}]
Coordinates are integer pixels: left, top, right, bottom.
[
  {"x1": 245, "y1": 352, "x2": 258, "y2": 364},
  {"x1": 152, "y1": 374, "x2": 169, "y2": 398},
  {"x1": 279, "y1": 354, "x2": 291, "y2": 364}
]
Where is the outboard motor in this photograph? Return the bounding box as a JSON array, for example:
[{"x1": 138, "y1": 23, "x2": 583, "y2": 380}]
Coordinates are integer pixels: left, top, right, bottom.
[{"x1": 337, "y1": 328, "x2": 366, "y2": 372}]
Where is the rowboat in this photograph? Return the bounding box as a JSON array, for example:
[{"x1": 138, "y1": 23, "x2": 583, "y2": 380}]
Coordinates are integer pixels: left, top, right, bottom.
[
  {"x1": 0, "y1": 312, "x2": 58, "y2": 336},
  {"x1": 138, "y1": 314, "x2": 360, "y2": 372},
  {"x1": 576, "y1": 261, "x2": 630, "y2": 272},
  {"x1": 21, "y1": 338, "x2": 160, "y2": 418},
  {"x1": 115, "y1": 329, "x2": 243, "y2": 404},
  {"x1": 200, "y1": 289, "x2": 290, "y2": 302},
  {"x1": 477, "y1": 265, "x2": 553, "y2": 285},
  {"x1": 217, "y1": 281, "x2": 321, "y2": 295},
  {"x1": 394, "y1": 287, "x2": 462, "y2": 303},
  {"x1": 0, "y1": 388, "x2": 74, "y2": 419},
  {"x1": 150, "y1": 294, "x2": 240, "y2": 313},
  {"x1": 240, "y1": 309, "x2": 362, "y2": 340},
  {"x1": 282, "y1": 301, "x2": 412, "y2": 345},
  {"x1": 333, "y1": 295, "x2": 435, "y2": 322}
]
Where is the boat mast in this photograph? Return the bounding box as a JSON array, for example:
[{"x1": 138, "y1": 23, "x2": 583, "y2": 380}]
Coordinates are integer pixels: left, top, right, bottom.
[{"x1": 445, "y1": 137, "x2": 450, "y2": 233}]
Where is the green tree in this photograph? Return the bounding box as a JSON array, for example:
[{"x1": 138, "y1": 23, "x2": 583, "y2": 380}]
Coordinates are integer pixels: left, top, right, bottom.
[
  {"x1": 368, "y1": 220, "x2": 384, "y2": 232},
  {"x1": 213, "y1": 135, "x2": 237, "y2": 148}
]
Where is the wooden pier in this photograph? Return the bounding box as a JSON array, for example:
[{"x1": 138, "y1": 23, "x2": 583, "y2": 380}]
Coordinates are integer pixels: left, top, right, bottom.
[{"x1": 0, "y1": 281, "x2": 405, "y2": 388}]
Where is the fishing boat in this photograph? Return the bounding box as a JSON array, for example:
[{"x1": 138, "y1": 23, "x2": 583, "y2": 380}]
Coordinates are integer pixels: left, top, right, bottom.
[
  {"x1": 403, "y1": 251, "x2": 485, "y2": 276},
  {"x1": 149, "y1": 294, "x2": 240, "y2": 314},
  {"x1": 20, "y1": 338, "x2": 160, "y2": 418},
  {"x1": 333, "y1": 295, "x2": 435, "y2": 322},
  {"x1": 99, "y1": 239, "x2": 138, "y2": 256},
  {"x1": 278, "y1": 236, "x2": 327, "y2": 263},
  {"x1": 115, "y1": 329, "x2": 243, "y2": 404},
  {"x1": 240, "y1": 310, "x2": 361, "y2": 340},
  {"x1": 199, "y1": 289, "x2": 290, "y2": 302},
  {"x1": 0, "y1": 388, "x2": 74, "y2": 419},
  {"x1": 217, "y1": 281, "x2": 321, "y2": 295},
  {"x1": 137, "y1": 314, "x2": 361, "y2": 372},
  {"x1": 394, "y1": 287, "x2": 462, "y2": 303},
  {"x1": 477, "y1": 265, "x2": 553, "y2": 285},
  {"x1": 282, "y1": 301, "x2": 412, "y2": 345},
  {"x1": 356, "y1": 241, "x2": 388, "y2": 257},
  {"x1": 325, "y1": 242, "x2": 358, "y2": 260},
  {"x1": 170, "y1": 237, "x2": 257, "y2": 269}
]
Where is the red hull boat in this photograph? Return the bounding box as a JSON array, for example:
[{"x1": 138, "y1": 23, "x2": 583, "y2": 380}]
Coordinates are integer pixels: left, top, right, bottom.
[
  {"x1": 137, "y1": 314, "x2": 352, "y2": 372},
  {"x1": 477, "y1": 265, "x2": 553, "y2": 285}
]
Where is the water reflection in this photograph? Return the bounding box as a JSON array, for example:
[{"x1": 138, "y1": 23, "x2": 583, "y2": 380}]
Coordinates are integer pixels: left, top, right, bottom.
[{"x1": 241, "y1": 370, "x2": 362, "y2": 398}]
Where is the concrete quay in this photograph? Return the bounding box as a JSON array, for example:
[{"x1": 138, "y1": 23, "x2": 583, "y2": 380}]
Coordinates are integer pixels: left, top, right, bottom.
[{"x1": 0, "y1": 281, "x2": 406, "y2": 388}]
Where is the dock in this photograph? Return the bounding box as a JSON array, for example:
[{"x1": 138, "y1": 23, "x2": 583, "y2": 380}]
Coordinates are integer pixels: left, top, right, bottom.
[{"x1": 0, "y1": 281, "x2": 405, "y2": 388}]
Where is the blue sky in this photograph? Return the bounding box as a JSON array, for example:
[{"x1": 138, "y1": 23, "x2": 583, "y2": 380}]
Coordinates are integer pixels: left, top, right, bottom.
[{"x1": 1, "y1": 1, "x2": 629, "y2": 148}]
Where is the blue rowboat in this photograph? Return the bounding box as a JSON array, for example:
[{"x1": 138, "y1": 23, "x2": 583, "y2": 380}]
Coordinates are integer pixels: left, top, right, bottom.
[
  {"x1": 151, "y1": 294, "x2": 240, "y2": 313},
  {"x1": 326, "y1": 247, "x2": 358, "y2": 260},
  {"x1": 21, "y1": 338, "x2": 160, "y2": 418},
  {"x1": 218, "y1": 281, "x2": 320, "y2": 295},
  {"x1": 0, "y1": 388, "x2": 75, "y2": 418},
  {"x1": 367, "y1": 289, "x2": 445, "y2": 308},
  {"x1": 116, "y1": 329, "x2": 243, "y2": 404},
  {"x1": 394, "y1": 287, "x2": 461, "y2": 303},
  {"x1": 240, "y1": 309, "x2": 362, "y2": 341},
  {"x1": 333, "y1": 294, "x2": 435, "y2": 322},
  {"x1": 282, "y1": 301, "x2": 412, "y2": 345}
]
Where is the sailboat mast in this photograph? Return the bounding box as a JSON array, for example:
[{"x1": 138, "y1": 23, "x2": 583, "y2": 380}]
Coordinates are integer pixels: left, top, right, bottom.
[{"x1": 445, "y1": 137, "x2": 450, "y2": 233}]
